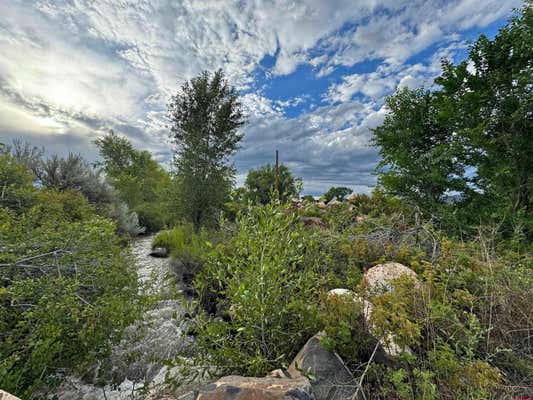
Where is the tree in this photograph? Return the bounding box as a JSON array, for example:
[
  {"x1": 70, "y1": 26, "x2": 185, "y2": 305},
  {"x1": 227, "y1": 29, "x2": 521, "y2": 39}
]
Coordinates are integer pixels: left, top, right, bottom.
[
  {"x1": 245, "y1": 163, "x2": 301, "y2": 204},
  {"x1": 372, "y1": 87, "x2": 468, "y2": 212},
  {"x1": 373, "y1": 3, "x2": 532, "y2": 233},
  {"x1": 168, "y1": 70, "x2": 245, "y2": 229},
  {"x1": 323, "y1": 186, "x2": 352, "y2": 202},
  {"x1": 94, "y1": 131, "x2": 172, "y2": 232},
  {"x1": 435, "y1": 3, "x2": 532, "y2": 216}
]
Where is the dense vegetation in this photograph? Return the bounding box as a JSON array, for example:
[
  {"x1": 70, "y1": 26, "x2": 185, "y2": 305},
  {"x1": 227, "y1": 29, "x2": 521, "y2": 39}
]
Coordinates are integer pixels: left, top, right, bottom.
[
  {"x1": 373, "y1": 4, "x2": 532, "y2": 235},
  {"x1": 0, "y1": 3, "x2": 530, "y2": 400},
  {"x1": 95, "y1": 131, "x2": 173, "y2": 232},
  {"x1": 0, "y1": 151, "x2": 147, "y2": 397}
]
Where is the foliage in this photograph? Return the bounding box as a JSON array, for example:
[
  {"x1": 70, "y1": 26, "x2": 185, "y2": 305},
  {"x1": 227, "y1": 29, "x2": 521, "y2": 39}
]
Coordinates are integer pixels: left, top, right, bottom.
[
  {"x1": 39, "y1": 153, "x2": 113, "y2": 205},
  {"x1": 94, "y1": 131, "x2": 173, "y2": 232},
  {"x1": 323, "y1": 186, "x2": 352, "y2": 202},
  {"x1": 435, "y1": 3, "x2": 532, "y2": 218},
  {"x1": 168, "y1": 70, "x2": 245, "y2": 230},
  {"x1": 307, "y1": 197, "x2": 532, "y2": 399},
  {"x1": 373, "y1": 3, "x2": 532, "y2": 237},
  {"x1": 373, "y1": 87, "x2": 468, "y2": 213},
  {"x1": 152, "y1": 224, "x2": 214, "y2": 265},
  {"x1": 192, "y1": 203, "x2": 321, "y2": 376},
  {"x1": 0, "y1": 165, "x2": 146, "y2": 397},
  {"x1": 244, "y1": 163, "x2": 302, "y2": 204},
  {"x1": 0, "y1": 154, "x2": 36, "y2": 212},
  {"x1": 2, "y1": 143, "x2": 143, "y2": 237}
]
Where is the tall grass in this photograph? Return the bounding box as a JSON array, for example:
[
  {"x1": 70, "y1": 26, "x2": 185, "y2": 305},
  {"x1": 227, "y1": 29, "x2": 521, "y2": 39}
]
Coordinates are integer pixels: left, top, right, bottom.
[{"x1": 152, "y1": 224, "x2": 212, "y2": 264}]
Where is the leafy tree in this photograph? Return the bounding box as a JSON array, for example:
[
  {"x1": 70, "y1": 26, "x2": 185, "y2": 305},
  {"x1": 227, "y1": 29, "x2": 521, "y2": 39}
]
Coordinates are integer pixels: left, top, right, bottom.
[
  {"x1": 94, "y1": 131, "x2": 172, "y2": 232},
  {"x1": 373, "y1": 88, "x2": 468, "y2": 212},
  {"x1": 323, "y1": 186, "x2": 352, "y2": 202},
  {"x1": 168, "y1": 70, "x2": 245, "y2": 230},
  {"x1": 244, "y1": 163, "x2": 301, "y2": 204},
  {"x1": 373, "y1": 3, "x2": 532, "y2": 234},
  {"x1": 435, "y1": 3, "x2": 532, "y2": 217}
]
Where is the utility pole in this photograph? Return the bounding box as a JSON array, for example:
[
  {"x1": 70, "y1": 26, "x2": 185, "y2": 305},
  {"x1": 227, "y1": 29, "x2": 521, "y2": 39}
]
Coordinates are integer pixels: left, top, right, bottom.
[{"x1": 275, "y1": 149, "x2": 279, "y2": 200}]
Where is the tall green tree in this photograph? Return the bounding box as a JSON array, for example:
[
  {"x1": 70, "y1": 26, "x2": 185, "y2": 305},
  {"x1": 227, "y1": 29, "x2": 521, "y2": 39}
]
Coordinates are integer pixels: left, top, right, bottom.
[
  {"x1": 94, "y1": 131, "x2": 172, "y2": 231},
  {"x1": 435, "y1": 3, "x2": 532, "y2": 216},
  {"x1": 372, "y1": 87, "x2": 468, "y2": 213},
  {"x1": 373, "y1": 2, "x2": 532, "y2": 231},
  {"x1": 245, "y1": 163, "x2": 301, "y2": 204},
  {"x1": 168, "y1": 70, "x2": 245, "y2": 229}
]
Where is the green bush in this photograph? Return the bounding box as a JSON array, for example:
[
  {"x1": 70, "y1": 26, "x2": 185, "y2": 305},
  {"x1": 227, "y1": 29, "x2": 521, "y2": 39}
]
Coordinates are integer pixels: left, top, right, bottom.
[
  {"x1": 0, "y1": 165, "x2": 146, "y2": 397},
  {"x1": 152, "y1": 224, "x2": 214, "y2": 264},
  {"x1": 192, "y1": 203, "x2": 321, "y2": 376}
]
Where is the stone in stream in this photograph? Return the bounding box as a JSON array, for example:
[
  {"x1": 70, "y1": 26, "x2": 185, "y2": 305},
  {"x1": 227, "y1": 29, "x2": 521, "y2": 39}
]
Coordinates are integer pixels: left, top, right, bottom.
[{"x1": 150, "y1": 246, "x2": 169, "y2": 258}]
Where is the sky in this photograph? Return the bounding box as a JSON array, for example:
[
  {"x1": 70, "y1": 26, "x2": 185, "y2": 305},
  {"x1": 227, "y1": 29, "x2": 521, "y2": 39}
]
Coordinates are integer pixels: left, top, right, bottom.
[{"x1": 0, "y1": 0, "x2": 522, "y2": 195}]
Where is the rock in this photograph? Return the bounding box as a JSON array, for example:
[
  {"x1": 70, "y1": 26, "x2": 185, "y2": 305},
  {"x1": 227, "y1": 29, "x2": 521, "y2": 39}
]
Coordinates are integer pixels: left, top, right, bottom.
[
  {"x1": 363, "y1": 262, "x2": 419, "y2": 295},
  {"x1": 355, "y1": 215, "x2": 368, "y2": 224},
  {"x1": 288, "y1": 332, "x2": 359, "y2": 400},
  {"x1": 317, "y1": 202, "x2": 327, "y2": 210},
  {"x1": 150, "y1": 246, "x2": 169, "y2": 258},
  {"x1": 326, "y1": 199, "x2": 341, "y2": 207},
  {"x1": 0, "y1": 391, "x2": 21, "y2": 400},
  {"x1": 328, "y1": 281, "x2": 415, "y2": 358},
  {"x1": 346, "y1": 193, "x2": 358, "y2": 202},
  {"x1": 196, "y1": 375, "x2": 314, "y2": 399},
  {"x1": 300, "y1": 216, "x2": 328, "y2": 231}
]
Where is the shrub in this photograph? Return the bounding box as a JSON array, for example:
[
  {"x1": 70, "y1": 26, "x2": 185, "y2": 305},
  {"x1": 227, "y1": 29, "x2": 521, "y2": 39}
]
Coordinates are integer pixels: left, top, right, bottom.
[
  {"x1": 0, "y1": 180, "x2": 146, "y2": 397},
  {"x1": 152, "y1": 224, "x2": 213, "y2": 264},
  {"x1": 192, "y1": 203, "x2": 321, "y2": 376}
]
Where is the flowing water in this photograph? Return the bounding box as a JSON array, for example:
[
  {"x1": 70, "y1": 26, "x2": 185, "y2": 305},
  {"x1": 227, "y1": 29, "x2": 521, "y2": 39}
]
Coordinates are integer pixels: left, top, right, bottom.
[{"x1": 56, "y1": 235, "x2": 194, "y2": 400}]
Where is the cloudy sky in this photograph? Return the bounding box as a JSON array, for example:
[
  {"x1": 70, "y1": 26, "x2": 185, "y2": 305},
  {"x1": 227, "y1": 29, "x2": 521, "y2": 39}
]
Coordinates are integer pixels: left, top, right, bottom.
[{"x1": 0, "y1": 0, "x2": 521, "y2": 194}]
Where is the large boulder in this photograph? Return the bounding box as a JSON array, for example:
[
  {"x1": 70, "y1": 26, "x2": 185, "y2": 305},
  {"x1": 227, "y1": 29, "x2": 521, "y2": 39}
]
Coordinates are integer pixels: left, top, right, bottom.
[
  {"x1": 326, "y1": 199, "x2": 341, "y2": 207},
  {"x1": 328, "y1": 262, "x2": 419, "y2": 359},
  {"x1": 288, "y1": 332, "x2": 359, "y2": 400},
  {"x1": 363, "y1": 262, "x2": 419, "y2": 294},
  {"x1": 0, "y1": 391, "x2": 21, "y2": 400},
  {"x1": 194, "y1": 375, "x2": 314, "y2": 399},
  {"x1": 300, "y1": 216, "x2": 328, "y2": 231}
]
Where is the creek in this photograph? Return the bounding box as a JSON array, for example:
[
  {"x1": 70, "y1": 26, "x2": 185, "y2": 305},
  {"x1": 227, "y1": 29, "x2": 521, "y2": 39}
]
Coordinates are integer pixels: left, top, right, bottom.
[{"x1": 55, "y1": 234, "x2": 194, "y2": 400}]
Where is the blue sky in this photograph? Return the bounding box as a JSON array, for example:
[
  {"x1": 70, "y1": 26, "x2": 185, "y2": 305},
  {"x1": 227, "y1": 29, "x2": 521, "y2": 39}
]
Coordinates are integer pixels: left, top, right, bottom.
[{"x1": 0, "y1": 0, "x2": 522, "y2": 194}]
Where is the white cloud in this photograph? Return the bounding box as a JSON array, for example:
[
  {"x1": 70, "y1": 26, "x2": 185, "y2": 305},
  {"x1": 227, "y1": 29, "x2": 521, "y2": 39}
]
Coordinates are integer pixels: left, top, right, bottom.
[{"x1": 0, "y1": 0, "x2": 519, "y2": 193}]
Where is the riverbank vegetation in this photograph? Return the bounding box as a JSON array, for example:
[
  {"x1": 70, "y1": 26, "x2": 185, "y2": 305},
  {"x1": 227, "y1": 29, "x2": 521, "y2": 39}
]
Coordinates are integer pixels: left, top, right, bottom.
[{"x1": 0, "y1": 3, "x2": 531, "y2": 399}]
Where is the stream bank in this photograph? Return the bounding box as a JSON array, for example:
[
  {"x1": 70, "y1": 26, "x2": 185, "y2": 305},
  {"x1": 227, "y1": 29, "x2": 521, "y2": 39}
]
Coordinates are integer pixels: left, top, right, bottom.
[{"x1": 55, "y1": 235, "x2": 194, "y2": 400}]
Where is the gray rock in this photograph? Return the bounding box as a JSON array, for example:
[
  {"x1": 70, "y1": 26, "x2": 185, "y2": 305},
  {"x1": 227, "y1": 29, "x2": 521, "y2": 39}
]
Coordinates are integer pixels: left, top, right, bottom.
[
  {"x1": 150, "y1": 246, "x2": 169, "y2": 258},
  {"x1": 288, "y1": 333, "x2": 360, "y2": 400}
]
